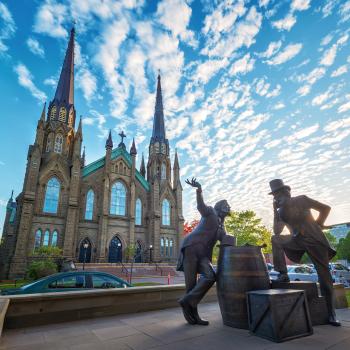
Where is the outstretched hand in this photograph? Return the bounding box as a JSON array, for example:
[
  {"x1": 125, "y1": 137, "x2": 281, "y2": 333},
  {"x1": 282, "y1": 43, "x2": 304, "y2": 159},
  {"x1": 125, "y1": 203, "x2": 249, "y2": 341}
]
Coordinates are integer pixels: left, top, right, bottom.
[{"x1": 185, "y1": 177, "x2": 201, "y2": 189}]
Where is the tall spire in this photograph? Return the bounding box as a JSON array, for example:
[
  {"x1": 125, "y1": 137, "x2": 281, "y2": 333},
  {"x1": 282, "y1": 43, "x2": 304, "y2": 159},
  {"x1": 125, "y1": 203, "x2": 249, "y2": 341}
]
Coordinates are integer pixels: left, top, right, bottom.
[
  {"x1": 140, "y1": 153, "x2": 146, "y2": 177},
  {"x1": 151, "y1": 73, "x2": 166, "y2": 144},
  {"x1": 105, "y1": 130, "x2": 113, "y2": 150},
  {"x1": 130, "y1": 138, "x2": 137, "y2": 156},
  {"x1": 40, "y1": 102, "x2": 46, "y2": 122},
  {"x1": 54, "y1": 27, "x2": 75, "y2": 105},
  {"x1": 174, "y1": 149, "x2": 179, "y2": 169}
]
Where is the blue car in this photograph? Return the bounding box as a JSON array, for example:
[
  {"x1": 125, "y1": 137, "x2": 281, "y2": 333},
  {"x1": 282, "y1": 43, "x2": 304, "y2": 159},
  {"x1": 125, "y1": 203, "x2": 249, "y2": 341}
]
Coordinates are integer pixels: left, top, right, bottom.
[{"x1": 1, "y1": 271, "x2": 132, "y2": 295}]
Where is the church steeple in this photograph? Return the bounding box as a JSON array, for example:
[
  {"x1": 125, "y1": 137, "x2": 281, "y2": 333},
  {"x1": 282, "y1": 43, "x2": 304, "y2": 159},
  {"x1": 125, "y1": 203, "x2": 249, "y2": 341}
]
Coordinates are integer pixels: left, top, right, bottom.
[
  {"x1": 150, "y1": 73, "x2": 167, "y2": 145},
  {"x1": 47, "y1": 27, "x2": 76, "y2": 128},
  {"x1": 54, "y1": 27, "x2": 75, "y2": 106}
]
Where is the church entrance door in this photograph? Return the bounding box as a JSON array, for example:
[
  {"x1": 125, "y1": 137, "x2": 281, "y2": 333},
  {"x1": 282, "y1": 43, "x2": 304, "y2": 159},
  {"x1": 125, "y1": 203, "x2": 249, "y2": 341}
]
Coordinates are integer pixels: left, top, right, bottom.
[
  {"x1": 78, "y1": 238, "x2": 92, "y2": 263},
  {"x1": 135, "y1": 241, "x2": 142, "y2": 263},
  {"x1": 108, "y1": 236, "x2": 122, "y2": 263}
]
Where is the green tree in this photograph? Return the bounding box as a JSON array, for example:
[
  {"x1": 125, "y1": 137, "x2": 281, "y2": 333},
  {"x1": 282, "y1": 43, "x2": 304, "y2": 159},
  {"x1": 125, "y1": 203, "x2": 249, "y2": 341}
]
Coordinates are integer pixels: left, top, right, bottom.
[
  {"x1": 337, "y1": 232, "x2": 350, "y2": 260},
  {"x1": 224, "y1": 210, "x2": 272, "y2": 253}
]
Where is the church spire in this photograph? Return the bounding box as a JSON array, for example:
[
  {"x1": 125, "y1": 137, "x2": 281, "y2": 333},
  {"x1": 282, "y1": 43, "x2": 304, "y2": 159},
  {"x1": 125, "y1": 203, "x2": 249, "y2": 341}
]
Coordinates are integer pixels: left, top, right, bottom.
[
  {"x1": 105, "y1": 130, "x2": 113, "y2": 150},
  {"x1": 40, "y1": 102, "x2": 46, "y2": 122},
  {"x1": 151, "y1": 73, "x2": 166, "y2": 144},
  {"x1": 140, "y1": 153, "x2": 146, "y2": 177},
  {"x1": 54, "y1": 27, "x2": 75, "y2": 106}
]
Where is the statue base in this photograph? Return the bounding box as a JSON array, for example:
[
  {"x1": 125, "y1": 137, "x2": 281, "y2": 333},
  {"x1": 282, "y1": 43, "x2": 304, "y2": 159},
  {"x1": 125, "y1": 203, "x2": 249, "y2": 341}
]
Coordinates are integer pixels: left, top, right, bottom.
[
  {"x1": 247, "y1": 289, "x2": 313, "y2": 343},
  {"x1": 271, "y1": 281, "x2": 329, "y2": 325}
]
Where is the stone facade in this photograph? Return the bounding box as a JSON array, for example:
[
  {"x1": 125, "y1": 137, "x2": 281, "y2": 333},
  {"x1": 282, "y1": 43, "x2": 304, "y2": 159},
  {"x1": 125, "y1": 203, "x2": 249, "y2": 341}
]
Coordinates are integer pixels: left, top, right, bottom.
[{"x1": 0, "y1": 29, "x2": 184, "y2": 279}]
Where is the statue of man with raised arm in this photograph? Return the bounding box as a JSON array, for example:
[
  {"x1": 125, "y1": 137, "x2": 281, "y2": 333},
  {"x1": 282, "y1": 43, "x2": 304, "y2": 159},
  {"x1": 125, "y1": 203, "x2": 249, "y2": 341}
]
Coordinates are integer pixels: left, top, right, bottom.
[
  {"x1": 177, "y1": 178, "x2": 232, "y2": 325},
  {"x1": 269, "y1": 179, "x2": 340, "y2": 326}
]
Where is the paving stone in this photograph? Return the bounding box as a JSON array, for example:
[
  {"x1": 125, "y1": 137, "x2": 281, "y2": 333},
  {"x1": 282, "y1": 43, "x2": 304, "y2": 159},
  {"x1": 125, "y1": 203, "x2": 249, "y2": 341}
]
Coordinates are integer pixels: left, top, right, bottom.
[
  {"x1": 92, "y1": 324, "x2": 141, "y2": 341},
  {"x1": 109, "y1": 332, "x2": 163, "y2": 350}
]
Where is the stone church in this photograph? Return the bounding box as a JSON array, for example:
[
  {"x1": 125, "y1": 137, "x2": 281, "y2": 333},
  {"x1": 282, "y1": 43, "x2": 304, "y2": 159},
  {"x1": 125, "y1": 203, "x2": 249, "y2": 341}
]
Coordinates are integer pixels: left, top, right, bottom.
[{"x1": 0, "y1": 28, "x2": 184, "y2": 279}]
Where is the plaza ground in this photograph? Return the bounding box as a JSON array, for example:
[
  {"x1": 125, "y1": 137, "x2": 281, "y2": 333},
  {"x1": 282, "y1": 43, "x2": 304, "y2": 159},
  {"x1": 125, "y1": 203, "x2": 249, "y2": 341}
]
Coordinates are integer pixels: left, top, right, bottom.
[{"x1": 1, "y1": 302, "x2": 349, "y2": 350}]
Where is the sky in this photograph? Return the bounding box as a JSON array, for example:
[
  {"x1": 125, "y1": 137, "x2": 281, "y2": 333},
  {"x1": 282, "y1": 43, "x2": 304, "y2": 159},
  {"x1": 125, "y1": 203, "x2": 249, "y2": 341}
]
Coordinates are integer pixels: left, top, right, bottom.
[{"x1": 0, "y1": 0, "x2": 349, "y2": 235}]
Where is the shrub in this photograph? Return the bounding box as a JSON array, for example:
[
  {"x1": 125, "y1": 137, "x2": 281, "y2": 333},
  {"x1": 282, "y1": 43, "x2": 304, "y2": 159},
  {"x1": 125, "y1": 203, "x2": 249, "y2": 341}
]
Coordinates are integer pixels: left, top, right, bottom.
[
  {"x1": 32, "y1": 246, "x2": 63, "y2": 257},
  {"x1": 27, "y1": 260, "x2": 58, "y2": 280}
]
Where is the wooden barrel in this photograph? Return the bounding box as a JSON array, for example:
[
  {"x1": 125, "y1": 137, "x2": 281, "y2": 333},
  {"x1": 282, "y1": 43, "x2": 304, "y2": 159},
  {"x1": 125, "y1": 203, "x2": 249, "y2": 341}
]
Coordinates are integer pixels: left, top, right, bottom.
[{"x1": 216, "y1": 245, "x2": 270, "y2": 329}]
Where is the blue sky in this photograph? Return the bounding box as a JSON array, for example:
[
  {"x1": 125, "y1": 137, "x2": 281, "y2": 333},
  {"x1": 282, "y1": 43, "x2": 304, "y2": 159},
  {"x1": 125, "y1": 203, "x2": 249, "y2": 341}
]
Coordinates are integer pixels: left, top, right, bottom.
[{"x1": 0, "y1": 0, "x2": 350, "y2": 234}]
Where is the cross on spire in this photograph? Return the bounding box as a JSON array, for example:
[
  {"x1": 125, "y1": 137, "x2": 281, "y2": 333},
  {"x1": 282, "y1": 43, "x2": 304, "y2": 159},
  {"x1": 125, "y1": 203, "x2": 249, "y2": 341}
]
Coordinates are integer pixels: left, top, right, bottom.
[{"x1": 118, "y1": 131, "x2": 126, "y2": 149}]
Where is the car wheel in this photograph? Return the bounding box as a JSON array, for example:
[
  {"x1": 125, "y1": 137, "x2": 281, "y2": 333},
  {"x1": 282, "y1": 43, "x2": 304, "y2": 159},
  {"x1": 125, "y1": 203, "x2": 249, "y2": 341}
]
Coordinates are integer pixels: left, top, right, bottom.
[{"x1": 295, "y1": 279, "x2": 300, "y2": 281}]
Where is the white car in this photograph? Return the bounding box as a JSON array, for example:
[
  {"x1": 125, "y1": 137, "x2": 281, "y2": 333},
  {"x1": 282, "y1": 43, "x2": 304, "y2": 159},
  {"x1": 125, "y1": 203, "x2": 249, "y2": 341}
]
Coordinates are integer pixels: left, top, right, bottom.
[
  {"x1": 329, "y1": 263, "x2": 350, "y2": 287},
  {"x1": 269, "y1": 265, "x2": 318, "y2": 282}
]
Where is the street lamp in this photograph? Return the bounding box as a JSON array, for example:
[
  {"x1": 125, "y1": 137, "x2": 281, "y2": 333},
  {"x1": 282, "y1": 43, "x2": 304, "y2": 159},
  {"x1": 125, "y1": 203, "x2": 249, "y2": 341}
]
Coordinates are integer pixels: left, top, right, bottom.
[
  {"x1": 149, "y1": 244, "x2": 153, "y2": 263},
  {"x1": 83, "y1": 242, "x2": 89, "y2": 270}
]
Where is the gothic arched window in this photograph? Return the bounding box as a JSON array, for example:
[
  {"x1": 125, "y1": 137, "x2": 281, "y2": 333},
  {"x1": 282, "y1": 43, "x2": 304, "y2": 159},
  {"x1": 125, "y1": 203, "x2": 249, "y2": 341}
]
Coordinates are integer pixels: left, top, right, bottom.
[
  {"x1": 85, "y1": 190, "x2": 94, "y2": 220},
  {"x1": 162, "y1": 199, "x2": 170, "y2": 226},
  {"x1": 165, "y1": 238, "x2": 169, "y2": 256},
  {"x1": 68, "y1": 109, "x2": 74, "y2": 127},
  {"x1": 54, "y1": 134, "x2": 63, "y2": 154},
  {"x1": 50, "y1": 106, "x2": 56, "y2": 120},
  {"x1": 43, "y1": 177, "x2": 60, "y2": 214},
  {"x1": 46, "y1": 133, "x2": 53, "y2": 152},
  {"x1": 110, "y1": 181, "x2": 126, "y2": 216},
  {"x1": 43, "y1": 230, "x2": 50, "y2": 246},
  {"x1": 59, "y1": 107, "x2": 66, "y2": 122},
  {"x1": 135, "y1": 198, "x2": 142, "y2": 225},
  {"x1": 161, "y1": 163, "x2": 166, "y2": 180},
  {"x1": 170, "y1": 239, "x2": 173, "y2": 257},
  {"x1": 160, "y1": 237, "x2": 164, "y2": 256},
  {"x1": 51, "y1": 230, "x2": 58, "y2": 246},
  {"x1": 34, "y1": 229, "x2": 42, "y2": 250}
]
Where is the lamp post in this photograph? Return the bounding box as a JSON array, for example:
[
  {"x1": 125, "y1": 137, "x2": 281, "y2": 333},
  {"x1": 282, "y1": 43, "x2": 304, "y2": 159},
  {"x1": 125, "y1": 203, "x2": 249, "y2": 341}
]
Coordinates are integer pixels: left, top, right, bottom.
[
  {"x1": 149, "y1": 244, "x2": 153, "y2": 263},
  {"x1": 83, "y1": 242, "x2": 89, "y2": 270},
  {"x1": 117, "y1": 242, "x2": 121, "y2": 262}
]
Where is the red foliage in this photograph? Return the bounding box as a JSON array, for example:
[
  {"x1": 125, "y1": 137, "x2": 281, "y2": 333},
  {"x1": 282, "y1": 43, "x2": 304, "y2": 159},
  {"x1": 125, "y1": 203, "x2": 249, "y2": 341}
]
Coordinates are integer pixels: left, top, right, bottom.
[{"x1": 183, "y1": 219, "x2": 200, "y2": 236}]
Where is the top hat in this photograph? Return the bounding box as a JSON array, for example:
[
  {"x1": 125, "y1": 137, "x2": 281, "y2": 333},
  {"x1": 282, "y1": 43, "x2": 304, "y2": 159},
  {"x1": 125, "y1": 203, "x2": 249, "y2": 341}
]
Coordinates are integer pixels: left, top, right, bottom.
[{"x1": 269, "y1": 179, "x2": 291, "y2": 195}]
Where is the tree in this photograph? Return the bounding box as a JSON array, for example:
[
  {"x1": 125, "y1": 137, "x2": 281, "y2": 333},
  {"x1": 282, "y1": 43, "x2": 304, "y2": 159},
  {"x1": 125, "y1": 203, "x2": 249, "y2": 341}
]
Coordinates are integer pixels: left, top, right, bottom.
[
  {"x1": 224, "y1": 210, "x2": 272, "y2": 253},
  {"x1": 336, "y1": 232, "x2": 350, "y2": 260},
  {"x1": 184, "y1": 219, "x2": 200, "y2": 236}
]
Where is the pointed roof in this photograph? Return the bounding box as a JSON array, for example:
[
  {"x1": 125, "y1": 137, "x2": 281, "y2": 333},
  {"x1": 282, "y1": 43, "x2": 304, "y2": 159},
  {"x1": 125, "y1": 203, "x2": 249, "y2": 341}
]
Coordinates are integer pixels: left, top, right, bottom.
[
  {"x1": 54, "y1": 27, "x2": 75, "y2": 106},
  {"x1": 105, "y1": 130, "x2": 113, "y2": 150},
  {"x1": 76, "y1": 115, "x2": 82, "y2": 136},
  {"x1": 174, "y1": 149, "x2": 179, "y2": 169},
  {"x1": 40, "y1": 102, "x2": 46, "y2": 122},
  {"x1": 81, "y1": 146, "x2": 86, "y2": 167},
  {"x1": 140, "y1": 153, "x2": 146, "y2": 177},
  {"x1": 130, "y1": 138, "x2": 137, "y2": 156},
  {"x1": 151, "y1": 73, "x2": 167, "y2": 144}
]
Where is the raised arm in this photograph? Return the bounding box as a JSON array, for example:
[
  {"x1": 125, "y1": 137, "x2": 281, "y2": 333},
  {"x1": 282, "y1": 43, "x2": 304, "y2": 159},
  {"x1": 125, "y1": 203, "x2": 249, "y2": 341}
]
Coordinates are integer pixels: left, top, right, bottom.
[
  {"x1": 185, "y1": 178, "x2": 211, "y2": 217},
  {"x1": 304, "y1": 195, "x2": 331, "y2": 228}
]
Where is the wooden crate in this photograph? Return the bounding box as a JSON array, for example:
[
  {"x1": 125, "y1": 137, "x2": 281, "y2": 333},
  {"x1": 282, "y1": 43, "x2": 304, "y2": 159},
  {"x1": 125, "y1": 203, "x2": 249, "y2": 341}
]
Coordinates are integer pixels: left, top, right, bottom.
[{"x1": 247, "y1": 289, "x2": 313, "y2": 343}]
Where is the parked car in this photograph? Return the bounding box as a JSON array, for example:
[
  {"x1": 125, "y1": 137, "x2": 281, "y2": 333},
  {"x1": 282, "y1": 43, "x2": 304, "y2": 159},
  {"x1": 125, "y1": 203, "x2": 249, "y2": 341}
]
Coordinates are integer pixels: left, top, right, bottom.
[
  {"x1": 329, "y1": 263, "x2": 350, "y2": 287},
  {"x1": 269, "y1": 265, "x2": 318, "y2": 282},
  {"x1": 1, "y1": 271, "x2": 132, "y2": 295}
]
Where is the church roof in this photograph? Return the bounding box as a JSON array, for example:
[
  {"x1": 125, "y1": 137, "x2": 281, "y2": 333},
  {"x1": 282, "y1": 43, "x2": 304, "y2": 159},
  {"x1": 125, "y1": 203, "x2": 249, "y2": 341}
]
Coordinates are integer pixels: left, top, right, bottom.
[{"x1": 82, "y1": 146, "x2": 150, "y2": 191}]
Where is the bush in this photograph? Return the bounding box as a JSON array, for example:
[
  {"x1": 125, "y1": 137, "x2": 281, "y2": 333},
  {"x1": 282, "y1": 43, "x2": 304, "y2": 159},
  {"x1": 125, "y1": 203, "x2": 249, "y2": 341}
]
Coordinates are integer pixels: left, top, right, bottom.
[
  {"x1": 32, "y1": 246, "x2": 63, "y2": 257},
  {"x1": 27, "y1": 260, "x2": 58, "y2": 280}
]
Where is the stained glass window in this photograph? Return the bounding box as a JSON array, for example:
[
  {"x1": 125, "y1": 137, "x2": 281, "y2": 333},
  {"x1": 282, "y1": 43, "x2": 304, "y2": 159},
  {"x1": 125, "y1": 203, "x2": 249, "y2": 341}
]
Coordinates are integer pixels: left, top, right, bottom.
[
  {"x1": 51, "y1": 230, "x2": 58, "y2": 246},
  {"x1": 50, "y1": 106, "x2": 56, "y2": 120},
  {"x1": 162, "y1": 199, "x2": 170, "y2": 226},
  {"x1": 135, "y1": 198, "x2": 142, "y2": 225},
  {"x1": 43, "y1": 230, "x2": 50, "y2": 246},
  {"x1": 43, "y1": 177, "x2": 60, "y2": 214},
  {"x1": 165, "y1": 238, "x2": 169, "y2": 256},
  {"x1": 34, "y1": 229, "x2": 42, "y2": 249},
  {"x1": 160, "y1": 238, "x2": 164, "y2": 256},
  {"x1": 54, "y1": 134, "x2": 63, "y2": 154},
  {"x1": 170, "y1": 239, "x2": 173, "y2": 257},
  {"x1": 59, "y1": 107, "x2": 66, "y2": 122},
  {"x1": 161, "y1": 163, "x2": 166, "y2": 180},
  {"x1": 85, "y1": 190, "x2": 94, "y2": 220},
  {"x1": 110, "y1": 182, "x2": 126, "y2": 216}
]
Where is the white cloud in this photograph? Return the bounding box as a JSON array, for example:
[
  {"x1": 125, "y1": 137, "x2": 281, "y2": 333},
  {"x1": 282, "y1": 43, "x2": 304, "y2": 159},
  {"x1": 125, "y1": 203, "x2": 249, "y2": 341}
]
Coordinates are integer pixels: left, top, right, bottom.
[
  {"x1": 77, "y1": 67, "x2": 97, "y2": 101},
  {"x1": 230, "y1": 53, "x2": 255, "y2": 75},
  {"x1": 272, "y1": 13, "x2": 296, "y2": 31},
  {"x1": 297, "y1": 85, "x2": 311, "y2": 96},
  {"x1": 331, "y1": 65, "x2": 348, "y2": 77},
  {"x1": 0, "y1": 2, "x2": 16, "y2": 54},
  {"x1": 33, "y1": 1, "x2": 68, "y2": 38},
  {"x1": 321, "y1": 34, "x2": 333, "y2": 46},
  {"x1": 322, "y1": 0, "x2": 338, "y2": 18},
  {"x1": 291, "y1": 0, "x2": 311, "y2": 12},
  {"x1": 195, "y1": 58, "x2": 228, "y2": 83},
  {"x1": 338, "y1": 101, "x2": 350, "y2": 113},
  {"x1": 26, "y1": 37, "x2": 45, "y2": 57},
  {"x1": 14, "y1": 63, "x2": 47, "y2": 102},
  {"x1": 320, "y1": 44, "x2": 337, "y2": 66},
  {"x1": 266, "y1": 43, "x2": 302, "y2": 65},
  {"x1": 312, "y1": 90, "x2": 333, "y2": 106},
  {"x1": 257, "y1": 40, "x2": 282, "y2": 58},
  {"x1": 156, "y1": 0, "x2": 196, "y2": 47},
  {"x1": 339, "y1": 1, "x2": 350, "y2": 23},
  {"x1": 273, "y1": 102, "x2": 285, "y2": 110},
  {"x1": 259, "y1": 0, "x2": 271, "y2": 8},
  {"x1": 287, "y1": 124, "x2": 319, "y2": 142}
]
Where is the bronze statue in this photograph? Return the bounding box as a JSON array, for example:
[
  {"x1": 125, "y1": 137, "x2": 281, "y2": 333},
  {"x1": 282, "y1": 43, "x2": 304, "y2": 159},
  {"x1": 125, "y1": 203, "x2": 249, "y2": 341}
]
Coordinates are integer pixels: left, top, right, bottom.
[
  {"x1": 177, "y1": 178, "x2": 231, "y2": 325},
  {"x1": 269, "y1": 179, "x2": 341, "y2": 326}
]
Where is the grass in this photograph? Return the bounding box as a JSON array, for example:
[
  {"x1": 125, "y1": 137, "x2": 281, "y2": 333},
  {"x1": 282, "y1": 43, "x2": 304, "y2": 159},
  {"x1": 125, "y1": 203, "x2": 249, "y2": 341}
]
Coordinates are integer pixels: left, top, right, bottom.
[
  {"x1": 0, "y1": 280, "x2": 30, "y2": 290},
  {"x1": 132, "y1": 282, "x2": 163, "y2": 287}
]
